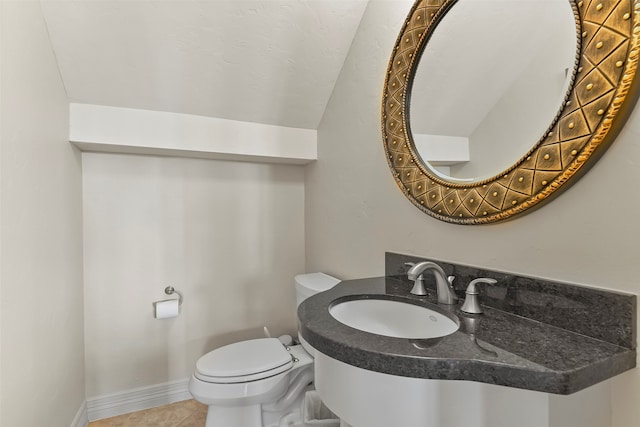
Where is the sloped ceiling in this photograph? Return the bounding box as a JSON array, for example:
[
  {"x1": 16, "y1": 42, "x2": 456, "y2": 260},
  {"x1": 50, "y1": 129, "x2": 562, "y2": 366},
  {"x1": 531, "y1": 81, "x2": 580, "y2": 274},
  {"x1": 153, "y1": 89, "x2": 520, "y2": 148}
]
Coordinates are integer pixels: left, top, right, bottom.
[{"x1": 41, "y1": 0, "x2": 369, "y2": 129}]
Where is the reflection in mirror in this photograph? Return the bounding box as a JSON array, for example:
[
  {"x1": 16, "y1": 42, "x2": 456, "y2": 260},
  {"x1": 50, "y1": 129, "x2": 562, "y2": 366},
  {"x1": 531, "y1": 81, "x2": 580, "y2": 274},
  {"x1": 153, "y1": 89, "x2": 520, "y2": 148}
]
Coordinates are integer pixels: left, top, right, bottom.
[{"x1": 409, "y1": 0, "x2": 577, "y2": 182}]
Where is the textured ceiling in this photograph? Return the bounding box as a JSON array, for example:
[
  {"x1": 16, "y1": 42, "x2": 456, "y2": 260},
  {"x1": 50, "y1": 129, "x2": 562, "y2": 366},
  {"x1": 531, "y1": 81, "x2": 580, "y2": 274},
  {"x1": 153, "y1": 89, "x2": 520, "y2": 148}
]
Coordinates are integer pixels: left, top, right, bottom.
[{"x1": 41, "y1": 0, "x2": 369, "y2": 129}]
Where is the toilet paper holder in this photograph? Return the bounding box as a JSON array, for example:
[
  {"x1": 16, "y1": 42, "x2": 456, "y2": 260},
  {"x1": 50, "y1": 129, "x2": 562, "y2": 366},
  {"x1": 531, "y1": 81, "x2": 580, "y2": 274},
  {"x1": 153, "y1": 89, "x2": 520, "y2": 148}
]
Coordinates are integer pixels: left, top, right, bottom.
[{"x1": 164, "y1": 286, "x2": 183, "y2": 306}]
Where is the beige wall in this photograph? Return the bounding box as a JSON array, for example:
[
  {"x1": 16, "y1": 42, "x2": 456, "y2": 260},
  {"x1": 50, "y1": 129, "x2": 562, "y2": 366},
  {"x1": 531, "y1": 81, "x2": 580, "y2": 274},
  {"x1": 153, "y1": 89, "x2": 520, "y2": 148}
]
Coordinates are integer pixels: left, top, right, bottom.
[
  {"x1": 0, "y1": 2, "x2": 85, "y2": 426},
  {"x1": 82, "y1": 153, "x2": 305, "y2": 397},
  {"x1": 306, "y1": 1, "x2": 640, "y2": 426}
]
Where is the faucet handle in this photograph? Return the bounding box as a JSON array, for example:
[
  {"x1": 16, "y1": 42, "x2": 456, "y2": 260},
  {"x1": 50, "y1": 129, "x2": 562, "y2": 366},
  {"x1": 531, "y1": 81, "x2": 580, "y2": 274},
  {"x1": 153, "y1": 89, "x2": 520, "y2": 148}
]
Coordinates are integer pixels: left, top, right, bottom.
[
  {"x1": 409, "y1": 276, "x2": 428, "y2": 296},
  {"x1": 404, "y1": 262, "x2": 416, "y2": 277},
  {"x1": 460, "y1": 278, "x2": 497, "y2": 314},
  {"x1": 465, "y1": 278, "x2": 497, "y2": 294},
  {"x1": 405, "y1": 262, "x2": 428, "y2": 295}
]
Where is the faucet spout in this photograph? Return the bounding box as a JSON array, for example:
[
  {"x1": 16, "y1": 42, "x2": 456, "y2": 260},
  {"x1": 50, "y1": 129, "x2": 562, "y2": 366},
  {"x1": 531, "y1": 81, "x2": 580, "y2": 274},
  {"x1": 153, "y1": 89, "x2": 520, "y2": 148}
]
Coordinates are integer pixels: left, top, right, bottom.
[{"x1": 406, "y1": 261, "x2": 458, "y2": 304}]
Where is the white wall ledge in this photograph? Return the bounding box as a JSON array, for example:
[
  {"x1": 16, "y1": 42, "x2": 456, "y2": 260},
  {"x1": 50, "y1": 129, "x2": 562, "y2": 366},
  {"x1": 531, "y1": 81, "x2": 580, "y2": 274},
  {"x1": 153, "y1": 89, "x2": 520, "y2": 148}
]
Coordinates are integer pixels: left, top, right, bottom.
[
  {"x1": 69, "y1": 104, "x2": 317, "y2": 164},
  {"x1": 412, "y1": 133, "x2": 469, "y2": 166}
]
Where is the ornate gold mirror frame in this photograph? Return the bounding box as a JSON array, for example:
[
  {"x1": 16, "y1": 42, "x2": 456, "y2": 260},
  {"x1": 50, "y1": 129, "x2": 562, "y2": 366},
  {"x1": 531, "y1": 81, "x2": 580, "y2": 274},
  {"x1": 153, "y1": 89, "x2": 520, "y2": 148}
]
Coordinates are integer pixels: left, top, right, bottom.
[{"x1": 382, "y1": 0, "x2": 640, "y2": 224}]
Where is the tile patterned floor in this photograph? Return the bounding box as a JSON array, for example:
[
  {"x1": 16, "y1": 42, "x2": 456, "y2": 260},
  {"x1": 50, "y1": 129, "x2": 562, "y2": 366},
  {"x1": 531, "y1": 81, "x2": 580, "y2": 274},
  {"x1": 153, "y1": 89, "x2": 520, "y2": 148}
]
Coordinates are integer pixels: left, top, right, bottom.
[{"x1": 88, "y1": 399, "x2": 207, "y2": 427}]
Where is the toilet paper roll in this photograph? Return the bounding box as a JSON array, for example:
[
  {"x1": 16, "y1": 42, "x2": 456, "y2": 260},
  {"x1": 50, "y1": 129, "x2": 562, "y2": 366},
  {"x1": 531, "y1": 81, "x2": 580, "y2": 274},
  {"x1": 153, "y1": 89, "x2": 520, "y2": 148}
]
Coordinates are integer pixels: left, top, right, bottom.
[{"x1": 154, "y1": 299, "x2": 179, "y2": 319}]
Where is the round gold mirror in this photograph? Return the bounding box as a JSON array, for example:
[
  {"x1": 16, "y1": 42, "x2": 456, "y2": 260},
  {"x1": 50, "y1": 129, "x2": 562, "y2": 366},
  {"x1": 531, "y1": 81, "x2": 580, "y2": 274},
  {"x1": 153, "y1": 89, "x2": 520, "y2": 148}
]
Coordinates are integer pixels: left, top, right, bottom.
[{"x1": 382, "y1": 0, "x2": 640, "y2": 224}]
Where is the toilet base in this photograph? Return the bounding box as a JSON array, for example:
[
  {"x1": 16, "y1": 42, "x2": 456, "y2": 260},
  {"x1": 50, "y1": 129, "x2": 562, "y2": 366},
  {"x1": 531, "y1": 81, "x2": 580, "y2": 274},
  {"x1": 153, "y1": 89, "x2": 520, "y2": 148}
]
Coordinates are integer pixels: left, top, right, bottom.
[
  {"x1": 202, "y1": 389, "x2": 310, "y2": 427},
  {"x1": 205, "y1": 404, "x2": 262, "y2": 427}
]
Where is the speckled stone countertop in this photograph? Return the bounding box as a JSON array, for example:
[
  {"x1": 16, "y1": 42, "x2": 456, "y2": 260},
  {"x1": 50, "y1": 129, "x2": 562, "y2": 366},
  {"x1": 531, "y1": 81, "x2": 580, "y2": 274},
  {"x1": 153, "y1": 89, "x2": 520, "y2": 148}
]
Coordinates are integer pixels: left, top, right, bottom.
[{"x1": 298, "y1": 262, "x2": 637, "y2": 395}]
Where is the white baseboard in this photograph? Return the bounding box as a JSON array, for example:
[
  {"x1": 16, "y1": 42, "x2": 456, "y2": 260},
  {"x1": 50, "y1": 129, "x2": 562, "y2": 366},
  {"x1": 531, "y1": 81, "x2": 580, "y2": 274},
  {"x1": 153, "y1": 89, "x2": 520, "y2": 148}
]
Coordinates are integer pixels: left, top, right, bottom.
[
  {"x1": 71, "y1": 400, "x2": 88, "y2": 427},
  {"x1": 87, "y1": 378, "x2": 192, "y2": 421}
]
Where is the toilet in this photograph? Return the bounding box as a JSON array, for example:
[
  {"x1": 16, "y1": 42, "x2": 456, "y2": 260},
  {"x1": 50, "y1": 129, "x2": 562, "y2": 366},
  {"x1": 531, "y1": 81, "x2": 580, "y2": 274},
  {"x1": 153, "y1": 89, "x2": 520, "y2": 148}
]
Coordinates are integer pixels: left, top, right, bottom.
[{"x1": 188, "y1": 273, "x2": 341, "y2": 427}]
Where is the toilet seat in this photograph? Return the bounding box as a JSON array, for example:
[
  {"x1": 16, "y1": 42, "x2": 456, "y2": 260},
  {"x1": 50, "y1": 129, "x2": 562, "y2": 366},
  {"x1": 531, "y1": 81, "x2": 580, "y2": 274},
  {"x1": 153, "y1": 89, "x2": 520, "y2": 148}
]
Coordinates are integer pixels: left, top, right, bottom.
[{"x1": 195, "y1": 338, "x2": 293, "y2": 384}]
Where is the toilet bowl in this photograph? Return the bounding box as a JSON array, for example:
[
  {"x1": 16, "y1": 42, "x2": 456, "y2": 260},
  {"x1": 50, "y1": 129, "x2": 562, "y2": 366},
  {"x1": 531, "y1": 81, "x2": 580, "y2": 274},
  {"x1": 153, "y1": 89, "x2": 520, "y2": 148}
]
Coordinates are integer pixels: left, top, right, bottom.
[{"x1": 188, "y1": 273, "x2": 340, "y2": 427}]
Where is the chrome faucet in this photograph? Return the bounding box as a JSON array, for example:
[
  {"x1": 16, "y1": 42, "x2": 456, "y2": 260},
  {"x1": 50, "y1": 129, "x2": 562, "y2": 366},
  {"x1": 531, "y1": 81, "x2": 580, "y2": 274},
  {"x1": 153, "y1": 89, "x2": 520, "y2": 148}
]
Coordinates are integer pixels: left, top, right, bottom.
[{"x1": 406, "y1": 261, "x2": 458, "y2": 304}]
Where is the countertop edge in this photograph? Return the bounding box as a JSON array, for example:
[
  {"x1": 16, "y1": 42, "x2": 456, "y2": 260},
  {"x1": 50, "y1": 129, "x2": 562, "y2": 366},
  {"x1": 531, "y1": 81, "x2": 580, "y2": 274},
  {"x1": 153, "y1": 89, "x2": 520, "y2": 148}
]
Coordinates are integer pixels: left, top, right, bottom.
[{"x1": 301, "y1": 324, "x2": 637, "y2": 394}]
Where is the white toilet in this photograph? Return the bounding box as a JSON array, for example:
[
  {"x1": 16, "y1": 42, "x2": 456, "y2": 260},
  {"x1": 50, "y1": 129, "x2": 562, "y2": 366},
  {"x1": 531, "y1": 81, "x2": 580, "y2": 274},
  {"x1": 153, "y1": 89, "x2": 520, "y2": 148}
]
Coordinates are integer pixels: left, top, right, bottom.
[{"x1": 188, "y1": 273, "x2": 341, "y2": 427}]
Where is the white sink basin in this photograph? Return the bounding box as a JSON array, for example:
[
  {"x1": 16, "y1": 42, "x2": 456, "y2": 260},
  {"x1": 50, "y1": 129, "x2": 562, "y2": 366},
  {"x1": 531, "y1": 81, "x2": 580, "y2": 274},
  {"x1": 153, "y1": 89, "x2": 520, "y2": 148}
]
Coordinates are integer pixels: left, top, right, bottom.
[{"x1": 329, "y1": 297, "x2": 459, "y2": 339}]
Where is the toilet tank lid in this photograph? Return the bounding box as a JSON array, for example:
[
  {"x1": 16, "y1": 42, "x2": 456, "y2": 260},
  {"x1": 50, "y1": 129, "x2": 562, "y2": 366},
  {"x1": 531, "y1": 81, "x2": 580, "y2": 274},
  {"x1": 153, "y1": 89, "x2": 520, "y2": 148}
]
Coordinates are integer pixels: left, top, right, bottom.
[{"x1": 295, "y1": 272, "x2": 341, "y2": 292}]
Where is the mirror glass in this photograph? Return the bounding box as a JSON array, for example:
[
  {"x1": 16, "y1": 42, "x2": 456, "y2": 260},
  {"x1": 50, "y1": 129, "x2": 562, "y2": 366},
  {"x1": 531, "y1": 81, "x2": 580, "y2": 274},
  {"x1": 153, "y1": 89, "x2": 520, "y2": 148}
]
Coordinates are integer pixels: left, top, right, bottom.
[{"x1": 409, "y1": 0, "x2": 577, "y2": 183}]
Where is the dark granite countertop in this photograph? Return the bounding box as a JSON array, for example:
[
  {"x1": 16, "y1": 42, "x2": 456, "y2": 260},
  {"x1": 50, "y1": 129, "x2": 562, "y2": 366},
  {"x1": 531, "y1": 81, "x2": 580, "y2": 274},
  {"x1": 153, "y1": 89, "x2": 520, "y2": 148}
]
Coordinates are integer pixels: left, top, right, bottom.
[{"x1": 298, "y1": 275, "x2": 637, "y2": 395}]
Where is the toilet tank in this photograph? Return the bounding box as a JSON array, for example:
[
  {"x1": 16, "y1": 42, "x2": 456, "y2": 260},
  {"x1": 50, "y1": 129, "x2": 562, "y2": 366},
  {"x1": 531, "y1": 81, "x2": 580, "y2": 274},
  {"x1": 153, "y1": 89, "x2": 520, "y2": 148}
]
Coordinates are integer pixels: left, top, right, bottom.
[{"x1": 295, "y1": 272, "x2": 340, "y2": 308}]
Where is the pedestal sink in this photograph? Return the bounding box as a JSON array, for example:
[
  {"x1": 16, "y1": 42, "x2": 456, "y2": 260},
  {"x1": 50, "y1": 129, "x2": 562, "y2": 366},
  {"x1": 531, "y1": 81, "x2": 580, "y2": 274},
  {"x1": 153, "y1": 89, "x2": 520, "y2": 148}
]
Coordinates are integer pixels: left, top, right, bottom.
[{"x1": 328, "y1": 297, "x2": 459, "y2": 339}]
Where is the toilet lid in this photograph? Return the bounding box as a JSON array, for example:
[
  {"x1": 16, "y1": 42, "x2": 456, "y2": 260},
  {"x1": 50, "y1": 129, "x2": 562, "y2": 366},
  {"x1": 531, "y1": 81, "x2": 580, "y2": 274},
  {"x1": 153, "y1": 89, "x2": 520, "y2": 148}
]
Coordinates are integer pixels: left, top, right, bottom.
[{"x1": 195, "y1": 338, "x2": 293, "y2": 383}]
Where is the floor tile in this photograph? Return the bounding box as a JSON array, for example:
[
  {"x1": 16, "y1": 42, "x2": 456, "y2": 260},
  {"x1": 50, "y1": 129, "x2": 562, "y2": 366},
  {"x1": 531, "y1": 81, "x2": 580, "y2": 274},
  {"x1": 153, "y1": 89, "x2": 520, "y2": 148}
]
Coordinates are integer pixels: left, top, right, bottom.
[{"x1": 88, "y1": 399, "x2": 207, "y2": 427}]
